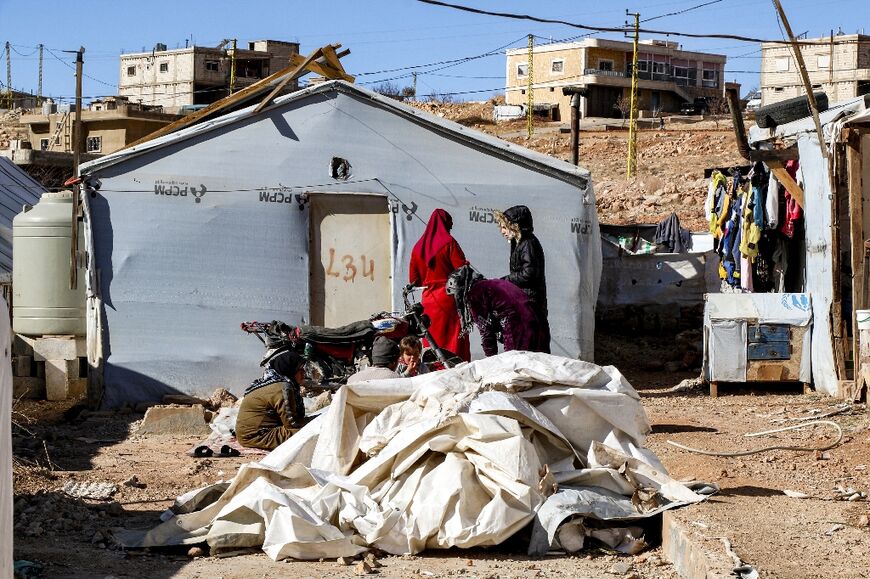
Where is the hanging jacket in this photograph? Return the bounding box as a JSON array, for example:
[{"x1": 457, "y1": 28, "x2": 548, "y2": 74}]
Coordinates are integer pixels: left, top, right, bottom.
[
  {"x1": 780, "y1": 160, "x2": 803, "y2": 238},
  {"x1": 706, "y1": 171, "x2": 727, "y2": 222}
]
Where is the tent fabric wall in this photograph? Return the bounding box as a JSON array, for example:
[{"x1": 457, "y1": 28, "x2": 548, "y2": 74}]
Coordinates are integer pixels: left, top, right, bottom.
[
  {"x1": 1, "y1": 300, "x2": 12, "y2": 576},
  {"x1": 81, "y1": 83, "x2": 602, "y2": 407},
  {"x1": 798, "y1": 134, "x2": 839, "y2": 395}
]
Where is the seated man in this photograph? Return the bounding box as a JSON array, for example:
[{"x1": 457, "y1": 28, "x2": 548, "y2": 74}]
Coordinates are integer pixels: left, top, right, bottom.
[
  {"x1": 446, "y1": 265, "x2": 544, "y2": 357},
  {"x1": 236, "y1": 350, "x2": 306, "y2": 451},
  {"x1": 348, "y1": 336, "x2": 401, "y2": 383}
]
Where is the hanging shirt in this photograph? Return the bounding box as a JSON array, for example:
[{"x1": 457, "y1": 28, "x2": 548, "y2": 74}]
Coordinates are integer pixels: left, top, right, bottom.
[{"x1": 765, "y1": 171, "x2": 780, "y2": 229}]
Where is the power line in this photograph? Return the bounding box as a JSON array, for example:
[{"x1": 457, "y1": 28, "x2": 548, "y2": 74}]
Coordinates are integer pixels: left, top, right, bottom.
[
  {"x1": 416, "y1": 0, "x2": 863, "y2": 46},
  {"x1": 641, "y1": 0, "x2": 723, "y2": 23}
]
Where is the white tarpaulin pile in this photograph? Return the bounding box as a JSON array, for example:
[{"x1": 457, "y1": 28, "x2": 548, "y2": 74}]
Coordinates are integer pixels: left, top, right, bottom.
[{"x1": 121, "y1": 352, "x2": 710, "y2": 559}]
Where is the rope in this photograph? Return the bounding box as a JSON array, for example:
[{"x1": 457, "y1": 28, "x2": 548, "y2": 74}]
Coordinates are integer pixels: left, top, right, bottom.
[{"x1": 666, "y1": 420, "x2": 843, "y2": 457}]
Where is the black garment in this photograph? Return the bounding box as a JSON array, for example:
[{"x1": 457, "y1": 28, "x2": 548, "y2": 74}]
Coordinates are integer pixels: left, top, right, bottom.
[
  {"x1": 654, "y1": 212, "x2": 692, "y2": 253},
  {"x1": 501, "y1": 205, "x2": 550, "y2": 353}
]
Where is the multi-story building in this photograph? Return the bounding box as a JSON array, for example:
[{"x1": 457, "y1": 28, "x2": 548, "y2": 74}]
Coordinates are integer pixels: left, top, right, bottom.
[
  {"x1": 18, "y1": 96, "x2": 180, "y2": 156},
  {"x1": 505, "y1": 38, "x2": 727, "y2": 120},
  {"x1": 118, "y1": 40, "x2": 299, "y2": 113},
  {"x1": 760, "y1": 34, "x2": 870, "y2": 106}
]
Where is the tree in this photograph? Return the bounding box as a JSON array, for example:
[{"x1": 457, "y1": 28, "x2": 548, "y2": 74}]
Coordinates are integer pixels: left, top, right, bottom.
[
  {"x1": 372, "y1": 81, "x2": 415, "y2": 102},
  {"x1": 613, "y1": 95, "x2": 631, "y2": 125},
  {"x1": 706, "y1": 96, "x2": 730, "y2": 129}
]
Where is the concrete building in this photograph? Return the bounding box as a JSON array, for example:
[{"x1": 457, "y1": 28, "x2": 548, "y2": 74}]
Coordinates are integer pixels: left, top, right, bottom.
[
  {"x1": 118, "y1": 40, "x2": 300, "y2": 113},
  {"x1": 760, "y1": 34, "x2": 870, "y2": 106},
  {"x1": 505, "y1": 38, "x2": 727, "y2": 120},
  {"x1": 18, "y1": 96, "x2": 180, "y2": 156}
]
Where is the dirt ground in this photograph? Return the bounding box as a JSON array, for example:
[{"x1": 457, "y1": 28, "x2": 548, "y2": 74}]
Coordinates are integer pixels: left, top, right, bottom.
[{"x1": 11, "y1": 333, "x2": 870, "y2": 579}]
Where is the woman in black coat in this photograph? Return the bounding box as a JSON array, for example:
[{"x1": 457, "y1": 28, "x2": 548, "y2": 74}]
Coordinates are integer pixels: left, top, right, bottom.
[{"x1": 494, "y1": 205, "x2": 550, "y2": 353}]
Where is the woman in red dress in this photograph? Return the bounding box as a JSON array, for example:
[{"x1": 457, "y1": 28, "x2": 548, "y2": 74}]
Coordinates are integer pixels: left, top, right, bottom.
[{"x1": 409, "y1": 209, "x2": 471, "y2": 362}]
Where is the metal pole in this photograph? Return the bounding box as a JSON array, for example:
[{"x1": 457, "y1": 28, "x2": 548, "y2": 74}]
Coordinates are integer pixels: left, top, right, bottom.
[
  {"x1": 626, "y1": 11, "x2": 640, "y2": 178},
  {"x1": 570, "y1": 93, "x2": 580, "y2": 166},
  {"x1": 70, "y1": 47, "x2": 84, "y2": 290},
  {"x1": 37, "y1": 44, "x2": 43, "y2": 104},
  {"x1": 526, "y1": 34, "x2": 534, "y2": 139},
  {"x1": 4, "y1": 42, "x2": 11, "y2": 109},
  {"x1": 229, "y1": 39, "x2": 237, "y2": 95}
]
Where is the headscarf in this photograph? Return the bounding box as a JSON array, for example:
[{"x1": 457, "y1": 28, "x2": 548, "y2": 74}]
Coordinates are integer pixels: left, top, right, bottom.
[
  {"x1": 446, "y1": 265, "x2": 484, "y2": 337},
  {"x1": 413, "y1": 209, "x2": 454, "y2": 267}
]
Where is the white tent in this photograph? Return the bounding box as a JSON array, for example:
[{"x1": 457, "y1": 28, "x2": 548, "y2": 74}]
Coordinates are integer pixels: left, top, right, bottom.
[{"x1": 79, "y1": 81, "x2": 602, "y2": 407}]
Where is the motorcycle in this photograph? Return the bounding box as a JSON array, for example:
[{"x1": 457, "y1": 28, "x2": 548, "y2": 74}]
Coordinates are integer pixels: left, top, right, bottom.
[{"x1": 241, "y1": 285, "x2": 462, "y2": 390}]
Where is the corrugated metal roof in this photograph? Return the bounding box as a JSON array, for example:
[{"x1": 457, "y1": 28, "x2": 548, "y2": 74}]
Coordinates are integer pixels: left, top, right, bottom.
[
  {"x1": 81, "y1": 80, "x2": 590, "y2": 188},
  {"x1": 0, "y1": 157, "x2": 44, "y2": 275}
]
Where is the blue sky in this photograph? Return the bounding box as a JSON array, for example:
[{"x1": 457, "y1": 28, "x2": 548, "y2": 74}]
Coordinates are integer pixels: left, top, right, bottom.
[{"x1": 0, "y1": 0, "x2": 865, "y2": 103}]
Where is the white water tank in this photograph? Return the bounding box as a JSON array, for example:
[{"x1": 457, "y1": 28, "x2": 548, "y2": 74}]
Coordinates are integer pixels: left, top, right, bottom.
[{"x1": 12, "y1": 191, "x2": 86, "y2": 336}]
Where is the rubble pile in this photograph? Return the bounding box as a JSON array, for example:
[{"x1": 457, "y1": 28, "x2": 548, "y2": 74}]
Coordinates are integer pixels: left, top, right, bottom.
[
  {"x1": 409, "y1": 99, "x2": 498, "y2": 128},
  {"x1": 0, "y1": 108, "x2": 27, "y2": 149}
]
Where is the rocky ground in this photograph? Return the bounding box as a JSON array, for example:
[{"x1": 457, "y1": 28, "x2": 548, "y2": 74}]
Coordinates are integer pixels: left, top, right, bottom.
[{"x1": 10, "y1": 333, "x2": 870, "y2": 579}]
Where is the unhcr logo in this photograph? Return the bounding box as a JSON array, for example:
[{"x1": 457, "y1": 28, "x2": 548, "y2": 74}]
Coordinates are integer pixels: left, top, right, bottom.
[
  {"x1": 468, "y1": 205, "x2": 496, "y2": 224},
  {"x1": 154, "y1": 180, "x2": 207, "y2": 203}
]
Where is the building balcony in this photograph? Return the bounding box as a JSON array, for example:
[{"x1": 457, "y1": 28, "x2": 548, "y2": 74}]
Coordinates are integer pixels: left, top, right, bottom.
[{"x1": 583, "y1": 68, "x2": 625, "y2": 77}]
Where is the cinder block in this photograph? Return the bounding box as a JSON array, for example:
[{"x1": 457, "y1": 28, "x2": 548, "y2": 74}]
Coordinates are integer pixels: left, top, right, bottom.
[
  {"x1": 12, "y1": 334, "x2": 35, "y2": 356},
  {"x1": 13, "y1": 355, "x2": 32, "y2": 377},
  {"x1": 137, "y1": 405, "x2": 211, "y2": 436},
  {"x1": 32, "y1": 337, "x2": 78, "y2": 362},
  {"x1": 13, "y1": 377, "x2": 45, "y2": 399},
  {"x1": 45, "y1": 359, "x2": 79, "y2": 401}
]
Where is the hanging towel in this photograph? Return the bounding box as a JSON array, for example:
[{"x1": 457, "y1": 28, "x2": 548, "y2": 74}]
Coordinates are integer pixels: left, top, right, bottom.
[
  {"x1": 654, "y1": 212, "x2": 692, "y2": 253},
  {"x1": 765, "y1": 170, "x2": 780, "y2": 229}
]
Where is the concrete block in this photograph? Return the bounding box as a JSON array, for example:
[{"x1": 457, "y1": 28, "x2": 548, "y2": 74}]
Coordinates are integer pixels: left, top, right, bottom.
[
  {"x1": 45, "y1": 359, "x2": 79, "y2": 401},
  {"x1": 13, "y1": 355, "x2": 32, "y2": 377},
  {"x1": 31, "y1": 337, "x2": 78, "y2": 362},
  {"x1": 35, "y1": 361, "x2": 45, "y2": 378},
  {"x1": 137, "y1": 405, "x2": 211, "y2": 436},
  {"x1": 13, "y1": 377, "x2": 45, "y2": 399},
  {"x1": 661, "y1": 510, "x2": 734, "y2": 579},
  {"x1": 12, "y1": 334, "x2": 34, "y2": 356}
]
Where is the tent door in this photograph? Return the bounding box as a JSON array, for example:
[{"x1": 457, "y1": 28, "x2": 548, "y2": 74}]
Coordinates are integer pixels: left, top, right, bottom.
[{"x1": 309, "y1": 194, "x2": 391, "y2": 327}]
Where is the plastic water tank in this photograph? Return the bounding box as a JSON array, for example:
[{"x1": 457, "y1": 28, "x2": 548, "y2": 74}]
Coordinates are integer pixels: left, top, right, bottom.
[{"x1": 12, "y1": 191, "x2": 86, "y2": 336}]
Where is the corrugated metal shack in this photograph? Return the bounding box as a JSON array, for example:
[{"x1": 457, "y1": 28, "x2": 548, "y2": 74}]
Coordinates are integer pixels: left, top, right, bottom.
[{"x1": 79, "y1": 81, "x2": 602, "y2": 407}]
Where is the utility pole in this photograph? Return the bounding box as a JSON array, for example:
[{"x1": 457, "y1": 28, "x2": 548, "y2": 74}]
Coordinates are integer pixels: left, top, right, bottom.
[
  {"x1": 4, "y1": 42, "x2": 11, "y2": 109},
  {"x1": 228, "y1": 38, "x2": 237, "y2": 95},
  {"x1": 37, "y1": 44, "x2": 43, "y2": 104},
  {"x1": 626, "y1": 10, "x2": 640, "y2": 178},
  {"x1": 771, "y1": 0, "x2": 827, "y2": 159},
  {"x1": 527, "y1": 34, "x2": 534, "y2": 139},
  {"x1": 563, "y1": 86, "x2": 589, "y2": 166},
  {"x1": 70, "y1": 46, "x2": 84, "y2": 290},
  {"x1": 412, "y1": 72, "x2": 417, "y2": 101}
]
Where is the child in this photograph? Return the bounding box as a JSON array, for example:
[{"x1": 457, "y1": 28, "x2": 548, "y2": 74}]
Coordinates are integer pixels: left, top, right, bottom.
[{"x1": 396, "y1": 336, "x2": 429, "y2": 377}]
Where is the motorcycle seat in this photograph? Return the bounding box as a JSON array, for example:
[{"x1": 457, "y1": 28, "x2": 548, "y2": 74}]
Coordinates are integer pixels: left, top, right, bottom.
[{"x1": 298, "y1": 320, "x2": 375, "y2": 344}]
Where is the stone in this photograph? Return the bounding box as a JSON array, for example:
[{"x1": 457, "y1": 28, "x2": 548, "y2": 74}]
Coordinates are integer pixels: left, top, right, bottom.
[
  {"x1": 857, "y1": 514, "x2": 869, "y2": 527},
  {"x1": 609, "y1": 561, "x2": 632, "y2": 575},
  {"x1": 162, "y1": 394, "x2": 208, "y2": 406},
  {"x1": 45, "y1": 359, "x2": 79, "y2": 401},
  {"x1": 13, "y1": 355, "x2": 32, "y2": 377},
  {"x1": 337, "y1": 556, "x2": 353, "y2": 566},
  {"x1": 123, "y1": 475, "x2": 147, "y2": 489},
  {"x1": 355, "y1": 561, "x2": 373, "y2": 575},
  {"x1": 137, "y1": 405, "x2": 211, "y2": 436},
  {"x1": 364, "y1": 553, "x2": 382, "y2": 568},
  {"x1": 187, "y1": 546, "x2": 205, "y2": 558}
]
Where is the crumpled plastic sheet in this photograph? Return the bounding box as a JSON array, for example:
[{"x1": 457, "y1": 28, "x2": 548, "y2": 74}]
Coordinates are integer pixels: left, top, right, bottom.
[{"x1": 117, "y1": 351, "x2": 709, "y2": 560}]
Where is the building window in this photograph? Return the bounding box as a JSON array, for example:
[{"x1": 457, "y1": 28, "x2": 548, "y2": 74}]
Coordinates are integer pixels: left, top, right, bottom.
[
  {"x1": 673, "y1": 66, "x2": 689, "y2": 78},
  {"x1": 517, "y1": 63, "x2": 528, "y2": 78},
  {"x1": 818, "y1": 55, "x2": 830, "y2": 69},
  {"x1": 774, "y1": 87, "x2": 785, "y2": 92},
  {"x1": 702, "y1": 68, "x2": 718, "y2": 87},
  {"x1": 550, "y1": 87, "x2": 555, "y2": 92},
  {"x1": 551, "y1": 59, "x2": 564, "y2": 74},
  {"x1": 126, "y1": 65, "x2": 136, "y2": 76},
  {"x1": 86, "y1": 136, "x2": 102, "y2": 153},
  {"x1": 598, "y1": 59, "x2": 614, "y2": 72},
  {"x1": 521, "y1": 89, "x2": 526, "y2": 95},
  {"x1": 775, "y1": 57, "x2": 790, "y2": 71},
  {"x1": 159, "y1": 62, "x2": 169, "y2": 73},
  {"x1": 39, "y1": 138, "x2": 49, "y2": 151},
  {"x1": 653, "y1": 62, "x2": 667, "y2": 75},
  {"x1": 205, "y1": 60, "x2": 219, "y2": 72},
  {"x1": 637, "y1": 60, "x2": 649, "y2": 72}
]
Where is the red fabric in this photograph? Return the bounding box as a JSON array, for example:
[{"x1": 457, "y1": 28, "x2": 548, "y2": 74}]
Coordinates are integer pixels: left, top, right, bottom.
[
  {"x1": 410, "y1": 238, "x2": 470, "y2": 361},
  {"x1": 412, "y1": 209, "x2": 455, "y2": 267}
]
